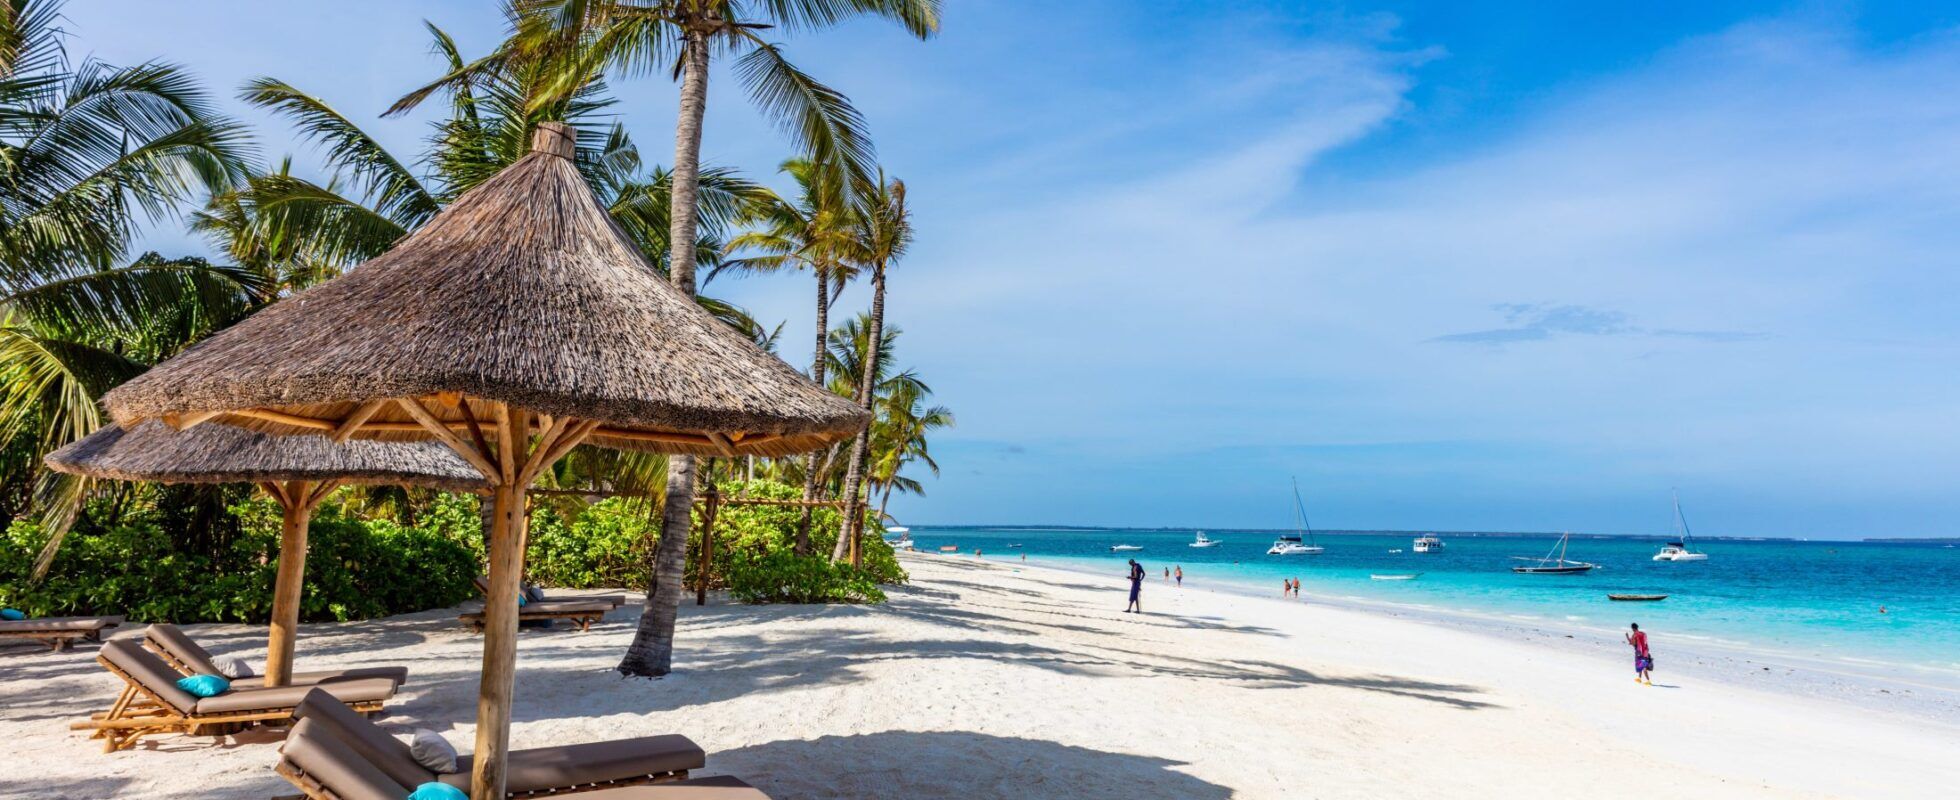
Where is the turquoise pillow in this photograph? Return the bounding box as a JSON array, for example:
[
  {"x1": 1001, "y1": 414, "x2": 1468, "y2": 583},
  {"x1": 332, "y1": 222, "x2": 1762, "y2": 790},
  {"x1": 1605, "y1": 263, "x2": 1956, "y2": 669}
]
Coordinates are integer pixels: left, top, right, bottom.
[
  {"x1": 0, "y1": 608, "x2": 24, "y2": 621},
  {"x1": 409, "y1": 782, "x2": 468, "y2": 800},
  {"x1": 175, "y1": 673, "x2": 230, "y2": 698},
  {"x1": 517, "y1": 594, "x2": 528, "y2": 607}
]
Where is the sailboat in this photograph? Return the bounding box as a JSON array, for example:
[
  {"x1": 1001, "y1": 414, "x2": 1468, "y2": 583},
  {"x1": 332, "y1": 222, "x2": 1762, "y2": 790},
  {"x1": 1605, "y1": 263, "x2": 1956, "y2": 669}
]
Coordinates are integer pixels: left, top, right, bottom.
[
  {"x1": 1511, "y1": 533, "x2": 1596, "y2": 574},
  {"x1": 1268, "y1": 478, "x2": 1326, "y2": 555},
  {"x1": 1653, "y1": 491, "x2": 1710, "y2": 562}
]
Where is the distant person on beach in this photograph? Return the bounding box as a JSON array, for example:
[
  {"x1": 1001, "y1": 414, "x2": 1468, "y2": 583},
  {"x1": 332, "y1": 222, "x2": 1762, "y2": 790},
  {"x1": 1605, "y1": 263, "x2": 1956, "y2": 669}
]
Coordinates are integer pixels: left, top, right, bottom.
[
  {"x1": 1175, "y1": 566, "x2": 1183, "y2": 586},
  {"x1": 1281, "y1": 579, "x2": 1291, "y2": 598},
  {"x1": 975, "y1": 549, "x2": 982, "y2": 558},
  {"x1": 1164, "y1": 567, "x2": 1170, "y2": 580},
  {"x1": 1627, "y1": 623, "x2": 1654, "y2": 685},
  {"x1": 1125, "y1": 559, "x2": 1145, "y2": 613}
]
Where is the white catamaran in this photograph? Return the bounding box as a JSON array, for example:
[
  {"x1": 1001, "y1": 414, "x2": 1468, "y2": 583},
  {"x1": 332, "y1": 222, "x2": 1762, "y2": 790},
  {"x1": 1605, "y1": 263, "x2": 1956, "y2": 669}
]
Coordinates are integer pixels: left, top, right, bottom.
[
  {"x1": 1653, "y1": 491, "x2": 1710, "y2": 562},
  {"x1": 1268, "y1": 478, "x2": 1326, "y2": 555}
]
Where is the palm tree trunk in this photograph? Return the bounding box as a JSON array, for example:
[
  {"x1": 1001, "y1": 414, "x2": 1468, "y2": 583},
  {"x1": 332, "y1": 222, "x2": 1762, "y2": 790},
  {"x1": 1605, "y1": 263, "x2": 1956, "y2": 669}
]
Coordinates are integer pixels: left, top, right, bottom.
[
  {"x1": 833, "y1": 263, "x2": 886, "y2": 564},
  {"x1": 619, "y1": 27, "x2": 710, "y2": 679},
  {"x1": 794, "y1": 272, "x2": 829, "y2": 555}
]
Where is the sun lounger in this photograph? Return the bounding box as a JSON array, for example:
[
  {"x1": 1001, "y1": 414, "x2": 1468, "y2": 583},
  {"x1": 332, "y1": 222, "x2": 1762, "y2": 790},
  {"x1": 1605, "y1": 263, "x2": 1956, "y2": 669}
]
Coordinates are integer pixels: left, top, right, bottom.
[
  {"x1": 143, "y1": 623, "x2": 409, "y2": 688},
  {"x1": 0, "y1": 614, "x2": 123, "y2": 651},
  {"x1": 71, "y1": 639, "x2": 397, "y2": 752},
  {"x1": 462, "y1": 577, "x2": 618, "y2": 632},
  {"x1": 475, "y1": 575, "x2": 629, "y2": 609},
  {"x1": 276, "y1": 688, "x2": 713, "y2": 799}
]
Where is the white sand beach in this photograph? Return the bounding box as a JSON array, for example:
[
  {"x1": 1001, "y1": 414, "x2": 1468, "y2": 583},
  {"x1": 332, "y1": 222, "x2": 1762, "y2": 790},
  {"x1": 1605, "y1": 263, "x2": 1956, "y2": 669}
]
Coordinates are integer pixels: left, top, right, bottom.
[{"x1": 3, "y1": 554, "x2": 1954, "y2": 799}]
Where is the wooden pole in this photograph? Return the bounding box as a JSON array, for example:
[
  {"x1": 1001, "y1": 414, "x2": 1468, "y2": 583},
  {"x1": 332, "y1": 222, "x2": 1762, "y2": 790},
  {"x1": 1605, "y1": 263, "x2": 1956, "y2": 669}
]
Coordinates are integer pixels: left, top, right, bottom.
[
  {"x1": 263, "y1": 480, "x2": 313, "y2": 688},
  {"x1": 470, "y1": 408, "x2": 528, "y2": 800},
  {"x1": 695, "y1": 483, "x2": 720, "y2": 607}
]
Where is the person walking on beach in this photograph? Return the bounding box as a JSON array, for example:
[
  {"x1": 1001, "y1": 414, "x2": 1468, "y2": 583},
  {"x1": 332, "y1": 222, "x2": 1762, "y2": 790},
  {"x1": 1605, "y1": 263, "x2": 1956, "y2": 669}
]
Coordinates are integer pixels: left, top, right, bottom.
[
  {"x1": 1627, "y1": 623, "x2": 1654, "y2": 685},
  {"x1": 1174, "y1": 565, "x2": 1183, "y2": 586},
  {"x1": 1281, "y1": 578, "x2": 1291, "y2": 598},
  {"x1": 1125, "y1": 559, "x2": 1145, "y2": 613}
]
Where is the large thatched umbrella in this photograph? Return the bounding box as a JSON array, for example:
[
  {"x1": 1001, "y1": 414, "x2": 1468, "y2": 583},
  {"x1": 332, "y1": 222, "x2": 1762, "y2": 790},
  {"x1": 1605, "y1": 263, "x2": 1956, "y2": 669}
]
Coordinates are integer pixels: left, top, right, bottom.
[
  {"x1": 102, "y1": 123, "x2": 868, "y2": 799},
  {"x1": 44, "y1": 420, "x2": 488, "y2": 687}
]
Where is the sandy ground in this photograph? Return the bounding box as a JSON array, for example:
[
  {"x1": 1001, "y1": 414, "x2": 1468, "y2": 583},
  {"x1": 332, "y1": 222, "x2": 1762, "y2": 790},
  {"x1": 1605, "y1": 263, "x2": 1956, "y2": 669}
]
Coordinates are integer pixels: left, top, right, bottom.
[{"x1": 2, "y1": 553, "x2": 1955, "y2": 799}]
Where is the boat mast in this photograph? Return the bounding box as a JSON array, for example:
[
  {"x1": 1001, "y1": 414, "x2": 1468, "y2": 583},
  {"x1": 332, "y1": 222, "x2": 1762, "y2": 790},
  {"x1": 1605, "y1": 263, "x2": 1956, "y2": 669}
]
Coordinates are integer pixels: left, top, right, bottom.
[
  {"x1": 1291, "y1": 476, "x2": 1316, "y2": 546},
  {"x1": 1672, "y1": 490, "x2": 1693, "y2": 546}
]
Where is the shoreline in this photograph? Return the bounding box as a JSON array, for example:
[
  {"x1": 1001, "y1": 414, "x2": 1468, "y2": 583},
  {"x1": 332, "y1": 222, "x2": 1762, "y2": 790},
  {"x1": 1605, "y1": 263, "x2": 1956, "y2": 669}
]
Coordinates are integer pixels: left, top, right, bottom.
[
  {"x1": 980, "y1": 551, "x2": 1960, "y2": 726},
  {"x1": 4, "y1": 552, "x2": 1956, "y2": 798}
]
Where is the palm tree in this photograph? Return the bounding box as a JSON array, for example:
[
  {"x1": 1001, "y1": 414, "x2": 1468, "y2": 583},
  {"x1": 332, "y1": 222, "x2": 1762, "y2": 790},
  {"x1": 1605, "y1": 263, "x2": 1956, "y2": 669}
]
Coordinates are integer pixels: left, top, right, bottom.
[
  {"x1": 463, "y1": 0, "x2": 940, "y2": 678},
  {"x1": 0, "y1": 0, "x2": 255, "y2": 572},
  {"x1": 717, "y1": 157, "x2": 857, "y2": 555},
  {"x1": 869, "y1": 380, "x2": 952, "y2": 526},
  {"x1": 832, "y1": 172, "x2": 909, "y2": 564}
]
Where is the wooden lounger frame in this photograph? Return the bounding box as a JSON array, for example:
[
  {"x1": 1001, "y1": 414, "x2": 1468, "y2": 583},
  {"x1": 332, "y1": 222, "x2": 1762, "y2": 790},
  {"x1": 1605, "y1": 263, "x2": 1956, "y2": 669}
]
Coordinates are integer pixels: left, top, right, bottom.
[
  {"x1": 275, "y1": 758, "x2": 689, "y2": 799},
  {"x1": 459, "y1": 608, "x2": 605, "y2": 633},
  {"x1": 70, "y1": 657, "x2": 383, "y2": 753},
  {"x1": 0, "y1": 625, "x2": 111, "y2": 652}
]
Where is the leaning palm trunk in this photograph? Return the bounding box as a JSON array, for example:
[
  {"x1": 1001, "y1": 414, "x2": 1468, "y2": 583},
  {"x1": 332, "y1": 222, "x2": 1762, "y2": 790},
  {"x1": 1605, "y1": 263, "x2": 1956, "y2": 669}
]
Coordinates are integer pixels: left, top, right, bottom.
[
  {"x1": 794, "y1": 273, "x2": 830, "y2": 555},
  {"x1": 619, "y1": 29, "x2": 710, "y2": 679},
  {"x1": 832, "y1": 263, "x2": 886, "y2": 564}
]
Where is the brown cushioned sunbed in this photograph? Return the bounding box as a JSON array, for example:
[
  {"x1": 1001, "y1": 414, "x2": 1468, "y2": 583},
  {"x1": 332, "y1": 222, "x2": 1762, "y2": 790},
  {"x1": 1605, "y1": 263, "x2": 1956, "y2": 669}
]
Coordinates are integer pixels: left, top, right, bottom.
[
  {"x1": 277, "y1": 689, "x2": 724, "y2": 799},
  {"x1": 144, "y1": 623, "x2": 409, "y2": 688},
  {"x1": 461, "y1": 577, "x2": 622, "y2": 633},
  {"x1": 0, "y1": 614, "x2": 123, "y2": 651},
  {"x1": 71, "y1": 639, "x2": 397, "y2": 752},
  {"x1": 477, "y1": 575, "x2": 630, "y2": 609}
]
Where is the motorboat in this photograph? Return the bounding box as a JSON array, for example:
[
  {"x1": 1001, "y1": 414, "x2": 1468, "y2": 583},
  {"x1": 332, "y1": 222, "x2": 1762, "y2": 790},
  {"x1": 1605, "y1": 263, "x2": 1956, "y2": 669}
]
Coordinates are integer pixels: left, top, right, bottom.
[
  {"x1": 1269, "y1": 478, "x2": 1326, "y2": 555},
  {"x1": 1189, "y1": 531, "x2": 1222, "y2": 548},
  {"x1": 1110, "y1": 544, "x2": 1144, "y2": 552},
  {"x1": 1413, "y1": 536, "x2": 1444, "y2": 553},
  {"x1": 1653, "y1": 492, "x2": 1710, "y2": 562},
  {"x1": 1511, "y1": 533, "x2": 1596, "y2": 574},
  {"x1": 1370, "y1": 573, "x2": 1422, "y2": 581},
  {"x1": 885, "y1": 533, "x2": 916, "y2": 551}
]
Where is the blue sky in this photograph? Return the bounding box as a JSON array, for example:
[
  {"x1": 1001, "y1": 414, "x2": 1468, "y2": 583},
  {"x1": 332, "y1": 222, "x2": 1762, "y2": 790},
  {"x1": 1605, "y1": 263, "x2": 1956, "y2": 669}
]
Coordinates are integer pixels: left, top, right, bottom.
[{"x1": 71, "y1": 2, "x2": 1960, "y2": 539}]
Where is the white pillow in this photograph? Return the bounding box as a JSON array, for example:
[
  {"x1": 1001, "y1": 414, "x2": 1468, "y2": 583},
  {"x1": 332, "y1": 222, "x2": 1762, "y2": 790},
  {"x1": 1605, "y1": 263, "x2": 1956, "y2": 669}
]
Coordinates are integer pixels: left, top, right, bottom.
[
  {"x1": 399, "y1": 728, "x2": 459, "y2": 773},
  {"x1": 227, "y1": 658, "x2": 256, "y2": 679}
]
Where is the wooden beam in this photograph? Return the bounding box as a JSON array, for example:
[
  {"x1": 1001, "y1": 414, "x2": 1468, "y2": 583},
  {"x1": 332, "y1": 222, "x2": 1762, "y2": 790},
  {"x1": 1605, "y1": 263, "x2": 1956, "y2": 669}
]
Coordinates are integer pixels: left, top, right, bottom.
[
  {"x1": 258, "y1": 482, "x2": 294, "y2": 509},
  {"x1": 231, "y1": 408, "x2": 336, "y2": 431},
  {"x1": 302, "y1": 478, "x2": 342, "y2": 510},
  {"x1": 470, "y1": 407, "x2": 530, "y2": 800},
  {"x1": 457, "y1": 400, "x2": 493, "y2": 466},
  {"x1": 397, "y1": 398, "x2": 502, "y2": 484},
  {"x1": 518, "y1": 416, "x2": 573, "y2": 483},
  {"x1": 166, "y1": 410, "x2": 225, "y2": 431},
  {"x1": 496, "y1": 404, "x2": 521, "y2": 486},
  {"x1": 331, "y1": 400, "x2": 388, "y2": 443},
  {"x1": 264, "y1": 481, "x2": 313, "y2": 688},
  {"x1": 585, "y1": 427, "x2": 715, "y2": 447},
  {"x1": 705, "y1": 431, "x2": 738, "y2": 457}
]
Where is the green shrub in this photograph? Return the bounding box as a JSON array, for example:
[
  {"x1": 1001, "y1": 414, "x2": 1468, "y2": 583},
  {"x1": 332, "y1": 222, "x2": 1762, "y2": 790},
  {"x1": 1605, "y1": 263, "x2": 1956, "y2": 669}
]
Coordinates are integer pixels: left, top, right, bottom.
[
  {"x1": 685, "y1": 478, "x2": 905, "y2": 603},
  {"x1": 526, "y1": 497, "x2": 658, "y2": 588},
  {"x1": 725, "y1": 549, "x2": 887, "y2": 603}
]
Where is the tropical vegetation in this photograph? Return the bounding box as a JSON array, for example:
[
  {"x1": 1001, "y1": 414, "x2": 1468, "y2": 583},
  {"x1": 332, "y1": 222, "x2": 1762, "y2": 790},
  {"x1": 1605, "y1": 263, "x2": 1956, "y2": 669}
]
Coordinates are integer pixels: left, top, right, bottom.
[{"x1": 0, "y1": 0, "x2": 949, "y2": 671}]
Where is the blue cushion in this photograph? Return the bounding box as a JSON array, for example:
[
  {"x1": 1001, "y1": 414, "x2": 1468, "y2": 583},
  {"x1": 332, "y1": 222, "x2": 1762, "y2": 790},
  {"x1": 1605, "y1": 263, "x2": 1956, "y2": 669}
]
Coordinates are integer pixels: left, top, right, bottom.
[
  {"x1": 175, "y1": 673, "x2": 230, "y2": 698},
  {"x1": 517, "y1": 594, "x2": 528, "y2": 607},
  {"x1": 409, "y1": 782, "x2": 469, "y2": 800},
  {"x1": 0, "y1": 608, "x2": 24, "y2": 621}
]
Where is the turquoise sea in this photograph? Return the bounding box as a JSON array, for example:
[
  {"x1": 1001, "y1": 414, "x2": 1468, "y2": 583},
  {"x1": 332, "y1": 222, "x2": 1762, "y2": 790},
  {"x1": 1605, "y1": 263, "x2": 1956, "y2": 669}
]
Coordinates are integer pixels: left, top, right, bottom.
[{"x1": 905, "y1": 527, "x2": 1960, "y2": 681}]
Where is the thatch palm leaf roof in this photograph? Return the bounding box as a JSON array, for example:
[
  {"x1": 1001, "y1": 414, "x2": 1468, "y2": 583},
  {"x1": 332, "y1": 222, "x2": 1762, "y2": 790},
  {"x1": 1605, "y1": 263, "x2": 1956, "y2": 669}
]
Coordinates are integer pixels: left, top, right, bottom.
[
  {"x1": 45, "y1": 421, "x2": 489, "y2": 491},
  {"x1": 103, "y1": 124, "x2": 866, "y2": 459}
]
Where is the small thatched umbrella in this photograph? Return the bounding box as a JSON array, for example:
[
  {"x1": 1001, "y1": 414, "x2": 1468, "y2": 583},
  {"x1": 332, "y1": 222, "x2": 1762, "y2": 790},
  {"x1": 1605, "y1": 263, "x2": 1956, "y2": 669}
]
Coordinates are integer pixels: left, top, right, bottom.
[
  {"x1": 102, "y1": 123, "x2": 868, "y2": 799},
  {"x1": 44, "y1": 420, "x2": 488, "y2": 687}
]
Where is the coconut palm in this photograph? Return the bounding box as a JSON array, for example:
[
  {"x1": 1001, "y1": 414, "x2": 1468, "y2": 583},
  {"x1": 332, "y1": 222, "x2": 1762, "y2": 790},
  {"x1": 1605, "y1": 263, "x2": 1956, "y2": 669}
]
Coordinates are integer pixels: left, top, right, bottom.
[
  {"x1": 432, "y1": 0, "x2": 940, "y2": 678},
  {"x1": 869, "y1": 380, "x2": 952, "y2": 526},
  {"x1": 0, "y1": 0, "x2": 255, "y2": 570},
  {"x1": 717, "y1": 157, "x2": 857, "y2": 554},
  {"x1": 832, "y1": 172, "x2": 909, "y2": 564}
]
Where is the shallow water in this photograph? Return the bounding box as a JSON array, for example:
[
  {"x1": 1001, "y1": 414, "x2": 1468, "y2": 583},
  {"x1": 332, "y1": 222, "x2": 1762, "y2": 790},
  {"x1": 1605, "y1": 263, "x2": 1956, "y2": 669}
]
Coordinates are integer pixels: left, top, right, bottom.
[{"x1": 904, "y1": 527, "x2": 1960, "y2": 680}]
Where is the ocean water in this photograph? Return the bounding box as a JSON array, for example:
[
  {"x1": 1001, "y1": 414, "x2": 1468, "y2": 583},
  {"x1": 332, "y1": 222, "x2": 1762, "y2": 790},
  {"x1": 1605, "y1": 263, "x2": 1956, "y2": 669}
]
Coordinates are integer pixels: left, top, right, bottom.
[{"x1": 903, "y1": 527, "x2": 1960, "y2": 681}]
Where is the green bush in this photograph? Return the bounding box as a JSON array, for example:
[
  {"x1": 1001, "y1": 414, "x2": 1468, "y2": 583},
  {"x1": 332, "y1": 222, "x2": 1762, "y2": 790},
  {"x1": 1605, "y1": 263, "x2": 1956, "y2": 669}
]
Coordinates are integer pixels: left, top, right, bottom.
[
  {"x1": 526, "y1": 497, "x2": 658, "y2": 589},
  {"x1": 726, "y1": 549, "x2": 886, "y2": 603},
  {"x1": 684, "y1": 478, "x2": 905, "y2": 602},
  {"x1": 0, "y1": 499, "x2": 478, "y2": 624}
]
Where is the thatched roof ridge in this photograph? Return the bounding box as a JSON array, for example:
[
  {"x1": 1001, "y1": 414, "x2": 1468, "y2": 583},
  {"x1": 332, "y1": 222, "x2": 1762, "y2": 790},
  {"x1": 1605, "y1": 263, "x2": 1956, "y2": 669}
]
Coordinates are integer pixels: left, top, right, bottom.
[
  {"x1": 45, "y1": 421, "x2": 489, "y2": 491},
  {"x1": 101, "y1": 123, "x2": 867, "y2": 456}
]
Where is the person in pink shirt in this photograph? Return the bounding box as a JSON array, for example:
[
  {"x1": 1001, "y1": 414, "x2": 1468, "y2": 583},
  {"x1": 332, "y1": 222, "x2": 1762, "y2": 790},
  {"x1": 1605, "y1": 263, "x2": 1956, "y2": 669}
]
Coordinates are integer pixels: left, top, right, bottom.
[{"x1": 1626, "y1": 623, "x2": 1654, "y2": 685}]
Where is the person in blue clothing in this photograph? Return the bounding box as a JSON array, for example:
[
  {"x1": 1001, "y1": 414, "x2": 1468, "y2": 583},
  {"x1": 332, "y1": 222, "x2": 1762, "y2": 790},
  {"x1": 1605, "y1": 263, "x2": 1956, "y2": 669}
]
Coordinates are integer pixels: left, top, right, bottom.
[{"x1": 1125, "y1": 559, "x2": 1145, "y2": 613}]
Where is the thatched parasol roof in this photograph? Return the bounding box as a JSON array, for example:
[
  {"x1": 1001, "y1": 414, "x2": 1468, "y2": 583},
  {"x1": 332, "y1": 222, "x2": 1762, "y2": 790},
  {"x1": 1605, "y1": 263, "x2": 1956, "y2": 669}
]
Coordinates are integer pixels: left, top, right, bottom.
[
  {"x1": 102, "y1": 123, "x2": 867, "y2": 459},
  {"x1": 45, "y1": 421, "x2": 489, "y2": 491}
]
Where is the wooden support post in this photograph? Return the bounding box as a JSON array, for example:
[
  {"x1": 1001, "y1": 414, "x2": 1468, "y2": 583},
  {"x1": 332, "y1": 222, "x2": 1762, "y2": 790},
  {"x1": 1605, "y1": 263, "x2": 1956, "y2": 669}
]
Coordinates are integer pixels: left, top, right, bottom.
[
  {"x1": 470, "y1": 409, "x2": 528, "y2": 800},
  {"x1": 695, "y1": 483, "x2": 720, "y2": 607},
  {"x1": 264, "y1": 480, "x2": 313, "y2": 689}
]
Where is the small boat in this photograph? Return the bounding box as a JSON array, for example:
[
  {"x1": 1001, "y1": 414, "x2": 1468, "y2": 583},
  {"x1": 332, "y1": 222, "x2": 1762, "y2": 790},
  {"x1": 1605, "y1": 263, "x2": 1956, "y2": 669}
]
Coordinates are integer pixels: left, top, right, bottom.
[
  {"x1": 1110, "y1": 544, "x2": 1144, "y2": 552},
  {"x1": 1370, "y1": 573, "x2": 1422, "y2": 581},
  {"x1": 1388, "y1": 548, "x2": 1403, "y2": 554},
  {"x1": 884, "y1": 534, "x2": 916, "y2": 551},
  {"x1": 1007, "y1": 543, "x2": 1023, "y2": 548},
  {"x1": 1413, "y1": 535, "x2": 1444, "y2": 553},
  {"x1": 1511, "y1": 533, "x2": 1596, "y2": 574},
  {"x1": 1653, "y1": 492, "x2": 1710, "y2": 562},
  {"x1": 1609, "y1": 594, "x2": 1669, "y2": 602},
  {"x1": 1269, "y1": 478, "x2": 1326, "y2": 555},
  {"x1": 1189, "y1": 531, "x2": 1222, "y2": 548},
  {"x1": 885, "y1": 526, "x2": 910, "y2": 534},
  {"x1": 938, "y1": 545, "x2": 960, "y2": 553}
]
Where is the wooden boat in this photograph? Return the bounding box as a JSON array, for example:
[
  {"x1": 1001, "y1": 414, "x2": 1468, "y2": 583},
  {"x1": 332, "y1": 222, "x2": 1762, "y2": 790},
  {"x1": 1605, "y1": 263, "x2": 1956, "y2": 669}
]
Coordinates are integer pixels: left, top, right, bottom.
[
  {"x1": 1608, "y1": 594, "x2": 1669, "y2": 602},
  {"x1": 1511, "y1": 533, "x2": 1596, "y2": 574}
]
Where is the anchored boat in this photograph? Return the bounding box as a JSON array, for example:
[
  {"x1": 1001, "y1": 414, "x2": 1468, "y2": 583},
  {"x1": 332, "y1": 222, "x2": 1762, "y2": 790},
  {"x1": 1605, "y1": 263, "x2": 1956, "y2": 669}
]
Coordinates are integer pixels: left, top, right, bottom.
[
  {"x1": 1189, "y1": 531, "x2": 1222, "y2": 548},
  {"x1": 1269, "y1": 478, "x2": 1326, "y2": 555},
  {"x1": 1653, "y1": 491, "x2": 1710, "y2": 562},
  {"x1": 1511, "y1": 533, "x2": 1596, "y2": 574}
]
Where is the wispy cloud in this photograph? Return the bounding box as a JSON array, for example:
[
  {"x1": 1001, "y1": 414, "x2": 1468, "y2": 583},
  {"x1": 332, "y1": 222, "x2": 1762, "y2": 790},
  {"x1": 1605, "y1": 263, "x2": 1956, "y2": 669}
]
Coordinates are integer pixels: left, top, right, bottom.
[{"x1": 1433, "y1": 303, "x2": 1757, "y2": 346}]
